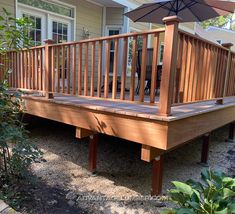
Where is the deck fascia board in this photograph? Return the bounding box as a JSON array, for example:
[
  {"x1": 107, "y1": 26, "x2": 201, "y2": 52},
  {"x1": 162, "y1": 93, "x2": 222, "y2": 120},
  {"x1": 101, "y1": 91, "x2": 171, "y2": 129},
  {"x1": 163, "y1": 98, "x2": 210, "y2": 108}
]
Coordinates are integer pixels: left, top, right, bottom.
[{"x1": 23, "y1": 96, "x2": 169, "y2": 150}]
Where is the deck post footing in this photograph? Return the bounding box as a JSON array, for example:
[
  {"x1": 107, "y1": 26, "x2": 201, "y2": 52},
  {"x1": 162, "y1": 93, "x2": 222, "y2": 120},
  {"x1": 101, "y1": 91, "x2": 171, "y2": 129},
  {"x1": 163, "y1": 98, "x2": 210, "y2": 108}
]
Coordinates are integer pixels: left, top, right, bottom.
[
  {"x1": 151, "y1": 155, "x2": 164, "y2": 196},
  {"x1": 88, "y1": 134, "x2": 98, "y2": 174},
  {"x1": 226, "y1": 122, "x2": 235, "y2": 143},
  {"x1": 200, "y1": 133, "x2": 210, "y2": 165}
]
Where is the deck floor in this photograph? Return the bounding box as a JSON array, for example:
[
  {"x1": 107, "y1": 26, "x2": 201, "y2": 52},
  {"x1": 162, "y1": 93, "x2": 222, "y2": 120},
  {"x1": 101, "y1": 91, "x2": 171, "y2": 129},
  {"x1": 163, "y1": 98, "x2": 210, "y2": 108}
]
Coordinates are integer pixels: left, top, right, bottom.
[{"x1": 24, "y1": 93, "x2": 235, "y2": 122}]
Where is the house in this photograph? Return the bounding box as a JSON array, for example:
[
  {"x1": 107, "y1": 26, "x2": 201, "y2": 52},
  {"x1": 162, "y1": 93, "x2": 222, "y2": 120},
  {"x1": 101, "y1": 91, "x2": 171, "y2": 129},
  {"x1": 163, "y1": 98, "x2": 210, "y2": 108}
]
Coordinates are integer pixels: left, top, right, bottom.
[
  {"x1": 1, "y1": 0, "x2": 235, "y2": 196},
  {"x1": 195, "y1": 23, "x2": 235, "y2": 52},
  {"x1": 1, "y1": 0, "x2": 196, "y2": 56}
]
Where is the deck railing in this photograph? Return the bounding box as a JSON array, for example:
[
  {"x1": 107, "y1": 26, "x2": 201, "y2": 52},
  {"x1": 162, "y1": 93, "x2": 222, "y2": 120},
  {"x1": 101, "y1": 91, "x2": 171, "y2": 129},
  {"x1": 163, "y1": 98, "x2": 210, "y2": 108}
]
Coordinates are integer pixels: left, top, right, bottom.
[
  {"x1": 173, "y1": 29, "x2": 235, "y2": 105},
  {"x1": 0, "y1": 28, "x2": 165, "y2": 103},
  {"x1": 1, "y1": 17, "x2": 235, "y2": 116}
]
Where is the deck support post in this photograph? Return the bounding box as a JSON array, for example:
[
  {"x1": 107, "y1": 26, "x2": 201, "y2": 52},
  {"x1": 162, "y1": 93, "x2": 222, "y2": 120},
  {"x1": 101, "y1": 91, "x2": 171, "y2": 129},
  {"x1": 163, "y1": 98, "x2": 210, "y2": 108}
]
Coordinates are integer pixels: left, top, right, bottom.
[
  {"x1": 158, "y1": 16, "x2": 182, "y2": 116},
  {"x1": 44, "y1": 39, "x2": 54, "y2": 99},
  {"x1": 88, "y1": 134, "x2": 98, "y2": 174},
  {"x1": 216, "y1": 43, "x2": 233, "y2": 105},
  {"x1": 200, "y1": 133, "x2": 210, "y2": 165},
  {"x1": 226, "y1": 122, "x2": 235, "y2": 143},
  {"x1": 151, "y1": 155, "x2": 164, "y2": 196}
]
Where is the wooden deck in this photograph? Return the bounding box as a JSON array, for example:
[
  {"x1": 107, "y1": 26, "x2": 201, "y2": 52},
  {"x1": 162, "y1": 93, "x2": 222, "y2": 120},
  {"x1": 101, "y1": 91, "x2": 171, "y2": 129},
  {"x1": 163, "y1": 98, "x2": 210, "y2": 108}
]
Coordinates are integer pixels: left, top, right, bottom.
[
  {"x1": 23, "y1": 93, "x2": 235, "y2": 150},
  {"x1": 2, "y1": 20, "x2": 235, "y2": 195}
]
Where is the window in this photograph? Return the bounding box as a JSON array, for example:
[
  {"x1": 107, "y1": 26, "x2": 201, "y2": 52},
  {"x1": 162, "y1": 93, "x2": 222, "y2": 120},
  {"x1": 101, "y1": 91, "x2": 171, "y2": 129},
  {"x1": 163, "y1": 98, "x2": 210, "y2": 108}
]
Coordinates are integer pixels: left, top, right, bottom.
[
  {"x1": 17, "y1": 0, "x2": 75, "y2": 46},
  {"x1": 18, "y1": 0, "x2": 74, "y2": 18},
  {"x1": 52, "y1": 21, "x2": 68, "y2": 43},
  {"x1": 23, "y1": 14, "x2": 42, "y2": 46}
]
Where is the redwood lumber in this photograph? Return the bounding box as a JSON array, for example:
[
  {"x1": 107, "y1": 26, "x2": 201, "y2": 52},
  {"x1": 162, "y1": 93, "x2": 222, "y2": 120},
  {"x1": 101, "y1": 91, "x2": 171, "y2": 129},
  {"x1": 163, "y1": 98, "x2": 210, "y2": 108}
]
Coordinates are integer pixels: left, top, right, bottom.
[
  {"x1": 158, "y1": 16, "x2": 181, "y2": 116},
  {"x1": 200, "y1": 133, "x2": 210, "y2": 165},
  {"x1": 89, "y1": 134, "x2": 98, "y2": 174},
  {"x1": 151, "y1": 155, "x2": 164, "y2": 196}
]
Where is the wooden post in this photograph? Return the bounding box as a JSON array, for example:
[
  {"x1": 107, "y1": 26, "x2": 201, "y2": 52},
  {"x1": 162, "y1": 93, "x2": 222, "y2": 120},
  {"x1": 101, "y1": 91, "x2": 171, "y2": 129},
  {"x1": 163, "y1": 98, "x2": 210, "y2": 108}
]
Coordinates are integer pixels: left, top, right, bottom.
[
  {"x1": 200, "y1": 133, "x2": 210, "y2": 165},
  {"x1": 44, "y1": 39, "x2": 54, "y2": 99},
  {"x1": 216, "y1": 43, "x2": 233, "y2": 105},
  {"x1": 227, "y1": 122, "x2": 235, "y2": 143},
  {"x1": 158, "y1": 16, "x2": 182, "y2": 116},
  {"x1": 151, "y1": 155, "x2": 164, "y2": 196},
  {"x1": 89, "y1": 134, "x2": 98, "y2": 174}
]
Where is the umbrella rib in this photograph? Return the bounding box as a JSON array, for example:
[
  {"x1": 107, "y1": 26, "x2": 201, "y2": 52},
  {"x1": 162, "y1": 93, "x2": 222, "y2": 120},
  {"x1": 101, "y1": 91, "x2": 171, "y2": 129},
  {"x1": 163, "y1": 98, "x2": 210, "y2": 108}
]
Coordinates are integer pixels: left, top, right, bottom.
[
  {"x1": 125, "y1": 2, "x2": 164, "y2": 14},
  {"x1": 183, "y1": 0, "x2": 203, "y2": 21},
  {"x1": 134, "y1": 2, "x2": 170, "y2": 22},
  {"x1": 167, "y1": 1, "x2": 176, "y2": 16},
  {"x1": 193, "y1": 0, "x2": 234, "y2": 13}
]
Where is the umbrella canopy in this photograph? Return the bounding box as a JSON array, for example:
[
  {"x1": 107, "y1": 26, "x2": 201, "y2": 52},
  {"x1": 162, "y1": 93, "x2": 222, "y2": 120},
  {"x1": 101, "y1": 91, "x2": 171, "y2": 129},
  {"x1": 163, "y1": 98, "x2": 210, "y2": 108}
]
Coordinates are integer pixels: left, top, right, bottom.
[{"x1": 125, "y1": 0, "x2": 235, "y2": 24}]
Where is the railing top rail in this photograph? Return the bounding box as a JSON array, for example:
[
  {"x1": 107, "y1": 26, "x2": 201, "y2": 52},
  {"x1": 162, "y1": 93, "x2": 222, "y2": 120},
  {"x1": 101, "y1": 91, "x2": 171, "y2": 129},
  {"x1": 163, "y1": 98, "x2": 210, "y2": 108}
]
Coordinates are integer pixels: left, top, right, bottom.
[
  {"x1": 48, "y1": 28, "x2": 166, "y2": 48},
  {"x1": 178, "y1": 29, "x2": 229, "y2": 51}
]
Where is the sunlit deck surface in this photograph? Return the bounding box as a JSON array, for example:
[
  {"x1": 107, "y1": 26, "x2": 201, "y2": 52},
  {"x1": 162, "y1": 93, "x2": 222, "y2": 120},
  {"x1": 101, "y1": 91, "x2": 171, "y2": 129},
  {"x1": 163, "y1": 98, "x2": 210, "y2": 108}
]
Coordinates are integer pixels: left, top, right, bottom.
[{"x1": 23, "y1": 94, "x2": 235, "y2": 122}]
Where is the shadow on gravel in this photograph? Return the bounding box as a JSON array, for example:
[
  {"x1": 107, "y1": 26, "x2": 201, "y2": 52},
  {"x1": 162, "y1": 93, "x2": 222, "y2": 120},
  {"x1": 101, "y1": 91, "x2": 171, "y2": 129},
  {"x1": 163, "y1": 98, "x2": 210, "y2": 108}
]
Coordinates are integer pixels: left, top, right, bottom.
[{"x1": 20, "y1": 114, "x2": 234, "y2": 213}]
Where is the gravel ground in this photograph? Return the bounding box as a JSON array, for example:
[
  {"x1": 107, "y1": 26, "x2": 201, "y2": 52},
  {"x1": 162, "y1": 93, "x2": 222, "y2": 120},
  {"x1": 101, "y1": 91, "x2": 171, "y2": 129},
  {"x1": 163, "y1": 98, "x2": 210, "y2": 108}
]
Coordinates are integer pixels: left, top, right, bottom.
[{"x1": 25, "y1": 116, "x2": 234, "y2": 214}]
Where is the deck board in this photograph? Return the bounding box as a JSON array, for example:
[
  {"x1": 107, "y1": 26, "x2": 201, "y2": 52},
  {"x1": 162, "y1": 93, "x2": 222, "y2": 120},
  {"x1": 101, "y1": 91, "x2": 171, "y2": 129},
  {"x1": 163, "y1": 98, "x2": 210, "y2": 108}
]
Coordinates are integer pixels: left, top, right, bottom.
[{"x1": 23, "y1": 94, "x2": 235, "y2": 122}]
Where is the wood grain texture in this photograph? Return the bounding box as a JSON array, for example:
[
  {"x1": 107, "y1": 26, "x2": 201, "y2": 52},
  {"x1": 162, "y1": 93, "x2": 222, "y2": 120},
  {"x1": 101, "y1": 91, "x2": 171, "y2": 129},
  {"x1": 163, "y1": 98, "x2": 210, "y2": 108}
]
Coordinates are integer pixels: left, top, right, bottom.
[{"x1": 23, "y1": 97, "x2": 169, "y2": 150}]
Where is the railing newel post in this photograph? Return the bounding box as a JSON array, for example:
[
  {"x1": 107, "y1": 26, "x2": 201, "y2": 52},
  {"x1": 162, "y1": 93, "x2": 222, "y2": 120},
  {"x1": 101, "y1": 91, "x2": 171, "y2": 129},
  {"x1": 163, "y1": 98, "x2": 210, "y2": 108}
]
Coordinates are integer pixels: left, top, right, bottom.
[
  {"x1": 158, "y1": 16, "x2": 182, "y2": 116},
  {"x1": 44, "y1": 39, "x2": 54, "y2": 99},
  {"x1": 216, "y1": 42, "x2": 233, "y2": 105}
]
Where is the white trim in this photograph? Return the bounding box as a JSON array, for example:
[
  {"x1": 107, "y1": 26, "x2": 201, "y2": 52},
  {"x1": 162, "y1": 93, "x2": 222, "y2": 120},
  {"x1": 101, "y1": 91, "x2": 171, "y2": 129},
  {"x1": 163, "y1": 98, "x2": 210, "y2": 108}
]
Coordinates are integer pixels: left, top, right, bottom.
[
  {"x1": 17, "y1": 3, "x2": 74, "y2": 20},
  {"x1": 123, "y1": 7, "x2": 129, "y2": 34},
  {"x1": 102, "y1": 7, "x2": 106, "y2": 36},
  {"x1": 112, "y1": 0, "x2": 138, "y2": 9},
  {"x1": 16, "y1": 0, "x2": 76, "y2": 42},
  {"x1": 86, "y1": 0, "x2": 104, "y2": 7}
]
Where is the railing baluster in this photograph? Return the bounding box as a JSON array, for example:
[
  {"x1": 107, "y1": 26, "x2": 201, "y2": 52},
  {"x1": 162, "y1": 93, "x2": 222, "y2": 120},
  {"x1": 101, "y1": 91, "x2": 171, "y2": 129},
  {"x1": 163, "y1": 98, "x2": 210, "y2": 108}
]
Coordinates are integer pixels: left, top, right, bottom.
[
  {"x1": 120, "y1": 37, "x2": 128, "y2": 100},
  {"x1": 187, "y1": 38, "x2": 196, "y2": 102},
  {"x1": 90, "y1": 41, "x2": 96, "y2": 97},
  {"x1": 56, "y1": 46, "x2": 60, "y2": 93},
  {"x1": 84, "y1": 43, "x2": 89, "y2": 96},
  {"x1": 139, "y1": 35, "x2": 148, "y2": 103},
  {"x1": 72, "y1": 44, "x2": 76, "y2": 95},
  {"x1": 61, "y1": 46, "x2": 65, "y2": 93},
  {"x1": 191, "y1": 40, "x2": 200, "y2": 101},
  {"x1": 179, "y1": 35, "x2": 187, "y2": 102},
  {"x1": 129, "y1": 36, "x2": 137, "y2": 101},
  {"x1": 78, "y1": 44, "x2": 82, "y2": 95},
  {"x1": 97, "y1": 41, "x2": 103, "y2": 97},
  {"x1": 150, "y1": 33, "x2": 159, "y2": 103},
  {"x1": 67, "y1": 45, "x2": 71, "y2": 94},
  {"x1": 112, "y1": 38, "x2": 119, "y2": 100},
  {"x1": 104, "y1": 40, "x2": 111, "y2": 98},
  {"x1": 51, "y1": 47, "x2": 55, "y2": 93}
]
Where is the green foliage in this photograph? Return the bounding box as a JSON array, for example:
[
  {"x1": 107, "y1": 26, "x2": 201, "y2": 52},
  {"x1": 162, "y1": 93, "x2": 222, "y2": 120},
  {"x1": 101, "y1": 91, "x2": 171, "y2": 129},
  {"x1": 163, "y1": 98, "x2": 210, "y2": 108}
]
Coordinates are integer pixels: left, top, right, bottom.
[
  {"x1": 0, "y1": 7, "x2": 33, "y2": 53},
  {"x1": 0, "y1": 8, "x2": 42, "y2": 181},
  {"x1": 200, "y1": 14, "x2": 232, "y2": 29},
  {"x1": 161, "y1": 169, "x2": 235, "y2": 214}
]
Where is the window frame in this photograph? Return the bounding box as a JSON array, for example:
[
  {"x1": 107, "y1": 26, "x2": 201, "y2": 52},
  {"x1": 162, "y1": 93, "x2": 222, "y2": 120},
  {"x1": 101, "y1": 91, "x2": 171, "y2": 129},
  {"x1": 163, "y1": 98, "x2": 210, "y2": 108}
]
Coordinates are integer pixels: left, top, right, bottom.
[{"x1": 16, "y1": 0, "x2": 76, "y2": 44}]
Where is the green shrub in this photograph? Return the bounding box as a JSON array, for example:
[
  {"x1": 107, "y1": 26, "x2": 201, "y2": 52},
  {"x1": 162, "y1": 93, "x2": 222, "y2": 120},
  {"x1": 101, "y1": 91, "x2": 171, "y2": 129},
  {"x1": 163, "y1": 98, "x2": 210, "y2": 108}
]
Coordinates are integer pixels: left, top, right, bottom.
[
  {"x1": 162, "y1": 169, "x2": 235, "y2": 214},
  {"x1": 0, "y1": 8, "x2": 42, "y2": 181}
]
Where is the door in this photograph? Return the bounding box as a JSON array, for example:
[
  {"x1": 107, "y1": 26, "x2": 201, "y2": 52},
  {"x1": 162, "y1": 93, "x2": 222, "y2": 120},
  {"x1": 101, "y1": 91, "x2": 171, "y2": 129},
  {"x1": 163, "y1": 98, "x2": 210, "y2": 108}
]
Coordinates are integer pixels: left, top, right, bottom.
[
  {"x1": 105, "y1": 27, "x2": 122, "y2": 74},
  {"x1": 48, "y1": 15, "x2": 72, "y2": 43},
  {"x1": 18, "y1": 9, "x2": 47, "y2": 46}
]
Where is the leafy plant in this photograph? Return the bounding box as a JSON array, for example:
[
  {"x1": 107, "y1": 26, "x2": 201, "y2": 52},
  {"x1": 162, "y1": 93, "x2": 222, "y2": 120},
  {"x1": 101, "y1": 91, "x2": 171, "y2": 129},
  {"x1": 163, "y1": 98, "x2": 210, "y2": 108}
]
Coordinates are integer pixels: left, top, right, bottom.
[
  {"x1": 162, "y1": 169, "x2": 235, "y2": 214},
  {"x1": 0, "y1": 8, "x2": 42, "y2": 181}
]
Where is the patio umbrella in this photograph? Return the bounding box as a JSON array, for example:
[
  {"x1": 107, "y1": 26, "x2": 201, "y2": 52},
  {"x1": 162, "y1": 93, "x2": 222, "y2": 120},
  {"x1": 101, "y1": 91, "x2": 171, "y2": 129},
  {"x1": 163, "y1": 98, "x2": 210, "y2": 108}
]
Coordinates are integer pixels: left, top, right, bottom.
[{"x1": 125, "y1": 0, "x2": 235, "y2": 24}]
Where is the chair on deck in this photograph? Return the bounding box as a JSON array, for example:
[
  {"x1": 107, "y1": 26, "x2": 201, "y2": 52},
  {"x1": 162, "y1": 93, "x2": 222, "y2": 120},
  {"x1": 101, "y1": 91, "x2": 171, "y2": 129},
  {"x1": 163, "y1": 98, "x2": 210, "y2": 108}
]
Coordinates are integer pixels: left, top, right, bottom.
[{"x1": 136, "y1": 48, "x2": 162, "y2": 95}]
